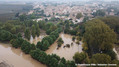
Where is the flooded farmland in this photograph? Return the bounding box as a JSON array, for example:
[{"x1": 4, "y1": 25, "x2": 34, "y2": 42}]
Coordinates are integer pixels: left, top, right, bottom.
[
  {"x1": 30, "y1": 29, "x2": 47, "y2": 45},
  {"x1": 46, "y1": 33, "x2": 83, "y2": 60}
]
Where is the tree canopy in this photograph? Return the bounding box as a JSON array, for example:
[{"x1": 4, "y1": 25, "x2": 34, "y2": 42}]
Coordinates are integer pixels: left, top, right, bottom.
[
  {"x1": 84, "y1": 19, "x2": 117, "y2": 55},
  {"x1": 24, "y1": 28, "x2": 31, "y2": 40},
  {"x1": 76, "y1": 13, "x2": 83, "y2": 19}
]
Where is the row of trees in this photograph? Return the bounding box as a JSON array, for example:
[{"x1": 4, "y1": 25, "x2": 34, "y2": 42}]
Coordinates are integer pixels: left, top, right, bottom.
[
  {"x1": 24, "y1": 24, "x2": 40, "y2": 40},
  {"x1": 30, "y1": 49, "x2": 76, "y2": 67},
  {"x1": 10, "y1": 37, "x2": 36, "y2": 54},
  {"x1": 36, "y1": 28, "x2": 62, "y2": 51},
  {"x1": 8, "y1": 26, "x2": 76, "y2": 67},
  {"x1": 1, "y1": 20, "x2": 25, "y2": 34}
]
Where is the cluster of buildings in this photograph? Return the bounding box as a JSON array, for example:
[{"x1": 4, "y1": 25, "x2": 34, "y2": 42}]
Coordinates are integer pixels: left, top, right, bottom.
[{"x1": 28, "y1": 1, "x2": 119, "y2": 23}]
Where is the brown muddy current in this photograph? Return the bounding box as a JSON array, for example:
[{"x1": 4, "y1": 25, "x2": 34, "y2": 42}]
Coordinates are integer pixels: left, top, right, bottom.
[{"x1": 0, "y1": 43, "x2": 46, "y2": 67}]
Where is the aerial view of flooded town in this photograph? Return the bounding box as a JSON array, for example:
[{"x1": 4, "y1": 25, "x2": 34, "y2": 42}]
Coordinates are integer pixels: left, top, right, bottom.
[{"x1": 0, "y1": 0, "x2": 119, "y2": 67}]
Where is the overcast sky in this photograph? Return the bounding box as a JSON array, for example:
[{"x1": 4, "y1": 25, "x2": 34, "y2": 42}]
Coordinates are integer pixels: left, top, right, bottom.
[{"x1": 0, "y1": 0, "x2": 118, "y2": 2}]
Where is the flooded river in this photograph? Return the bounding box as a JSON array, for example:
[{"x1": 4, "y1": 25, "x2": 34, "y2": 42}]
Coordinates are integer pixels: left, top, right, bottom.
[
  {"x1": 46, "y1": 33, "x2": 83, "y2": 60},
  {"x1": 0, "y1": 43, "x2": 46, "y2": 67}
]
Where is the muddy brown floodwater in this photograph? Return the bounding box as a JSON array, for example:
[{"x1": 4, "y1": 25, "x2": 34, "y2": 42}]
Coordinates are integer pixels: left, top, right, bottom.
[
  {"x1": 0, "y1": 43, "x2": 47, "y2": 67},
  {"x1": 30, "y1": 29, "x2": 47, "y2": 45},
  {"x1": 114, "y1": 45, "x2": 119, "y2": 60},
  {"x1": 46, "y1": 33, "x2": 83, "y2": 60}
]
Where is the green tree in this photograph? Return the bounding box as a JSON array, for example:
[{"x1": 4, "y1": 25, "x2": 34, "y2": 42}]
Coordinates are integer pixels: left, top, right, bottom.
[
  {"x1": 10, "y1": 37, "x2": 24, "y2": 48},
  {"x1": 43, "y1": 40, "x2": 50, "y2": 50},
  {"x1": 31, "y1": 44, "x2": 36, "y2": 50},
  {"x1": 57, "y1": 38, "x2": 64, "y2": 48},
  {"x1": 105, "y1": 50, "x2": 117, "y2": 60},
  {"x1": 90, "y1": 53, "x2": 111, "y2": 64},
  {"x1": 57, "y1": 38, "x2": 64, "y2": 44},
  {"x1": 19, "y1": 15, "x2": 27, "y2": 21},
  {"x1": 36, "y1": 41, "x2": 44, "y2": 50},
  {"x1": 46, "y1": 29, "x2": 52, "y2": 35},
  {"x1": 24, "y1": 28, "x2": 31, "y2": 40},
  {"x1": 93, "y1": 10, "x2": 105, "y2": 17},
  {"x1": 11, "y1": 27, "x2": 16, "y2": 34},
  {"x1": 84, "y1": 19, "x2": 117, "y2": 55},
  {"x1": 50, "y1": 35, "x2": 56, "y2": 41},
  {"x1": 73, "y1": 52, "x2": 88, "y2": 63},
  {"x1": 100, "y1": 16, "x2": 119, "y2": 39},
  {"x1": 21, "y1": 40, "x2": 32, "y2": 54},
  {"x1": 76, "y1": 13, "x2": 83, "y2": 19},
  {"x1": 31, "y1": 25, "x2": 36, "y2": 38},
  {"x1": 2, "y1": 23, "x2": 13, "y2": 31},
  {"x1": 17, "y1": 32, "x2": 22, "y2": 38},
  {"x1": 0, "y1": 30, "x2": 12, "y2": 41},
  {"x1": 36, "y1": 24, "x2": 40, "y2": 37}
]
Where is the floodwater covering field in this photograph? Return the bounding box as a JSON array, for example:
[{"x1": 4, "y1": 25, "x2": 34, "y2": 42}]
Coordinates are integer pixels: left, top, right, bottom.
[
  {"x1": 0, "y1": 32, "x2": 119, "y2": 67},
  {"x1": 30, "y1": 29, "x2": 47, "y2": 45},
  {"x1": 46, "y1": 33, "x2": 83, "y2": 60},
  {"x1": 0, "y1": 43, "x2": 46, "y2": 67}
]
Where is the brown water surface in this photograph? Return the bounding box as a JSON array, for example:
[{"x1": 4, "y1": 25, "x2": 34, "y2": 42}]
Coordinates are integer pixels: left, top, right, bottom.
[
  {"x1": 46, "y1": 33, "x2": 83, "y2": 60},
  {"x1": 114, "y1": 45, "x2": 119, "y2": 60},
  {"x1": 0, "y1": 43, "x2": 46, "y2": 67},
  {"x1": 30, "y1": 29, "x2": 47, "y2": 45}
]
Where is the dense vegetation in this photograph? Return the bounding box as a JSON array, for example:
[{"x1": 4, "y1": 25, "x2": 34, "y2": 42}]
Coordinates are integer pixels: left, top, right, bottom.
[
  {"x1": 0, "y1": 5, "x2": 119, "y2": 66},
  {"x1": 36, "y1": 28, "x2": 62, "y2": 51},
  {"x1": 30, "y1": 49, "x2": 76, "y2": 67},
  {"x1": 73, "y1": 18, "x2": 119, "y2": 66},
  {"x1": 57, "y1": 37, "x2": 64, "y2": 48},
  {"x1": 0, "y1": 11, "x2": 78, "y2": 67},
  {"x1": 100, "y1": 16, "x2": 119, "y2": 40},
  {"x1": 83, "y1": 19, "x2": 116, "y2": 55}
]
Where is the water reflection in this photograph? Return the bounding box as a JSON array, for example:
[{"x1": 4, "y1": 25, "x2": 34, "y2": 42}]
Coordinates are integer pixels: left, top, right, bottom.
[
  {"x1": 0, "y1": 43, "x2": 46, "y2": 67},
  {"x1": 46, "y1": 33, "x2": 83, "y2": 60}
]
